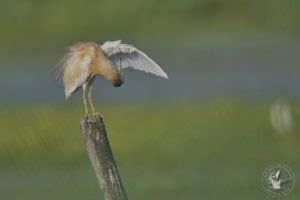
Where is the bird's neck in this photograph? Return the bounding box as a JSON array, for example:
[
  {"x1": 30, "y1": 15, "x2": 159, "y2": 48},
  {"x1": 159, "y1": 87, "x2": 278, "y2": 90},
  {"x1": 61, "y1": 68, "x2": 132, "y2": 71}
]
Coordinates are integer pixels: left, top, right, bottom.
[{"x1": 92, "y1": 56, "x2": 116, "y2": 81}]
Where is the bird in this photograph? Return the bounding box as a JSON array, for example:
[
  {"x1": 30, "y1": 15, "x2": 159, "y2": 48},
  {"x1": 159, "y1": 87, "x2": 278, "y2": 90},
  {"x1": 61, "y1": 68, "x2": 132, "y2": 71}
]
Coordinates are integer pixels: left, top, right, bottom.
[
  {"x1": 57, "y1": 40, "x2": 168, "y2": 114},
  {"x1": 269, "y1": 170, "x2": 290, "y2": 190}
]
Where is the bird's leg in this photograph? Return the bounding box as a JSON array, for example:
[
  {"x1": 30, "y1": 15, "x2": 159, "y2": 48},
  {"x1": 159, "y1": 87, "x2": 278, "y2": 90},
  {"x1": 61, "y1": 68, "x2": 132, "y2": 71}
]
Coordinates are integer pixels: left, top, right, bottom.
[
  {"x1": 86, "y1": 77, "x2": 97, "y2": 116},
  {"x1": 82, "y1": 84, "x2": 88, "y2": 115},
  {"x1": 88, "y1": 84, "x2": 95, "y2": 115}
]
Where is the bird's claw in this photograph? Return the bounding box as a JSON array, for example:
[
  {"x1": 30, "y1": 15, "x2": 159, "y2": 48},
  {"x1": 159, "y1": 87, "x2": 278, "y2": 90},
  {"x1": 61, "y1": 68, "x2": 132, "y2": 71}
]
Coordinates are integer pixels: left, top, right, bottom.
[
  {"x1": 92, "y1": 112, "x2": 103, "y2": 119},
  {"x1": 82, "y1": 113, "x2": 103, "y2": 124}
]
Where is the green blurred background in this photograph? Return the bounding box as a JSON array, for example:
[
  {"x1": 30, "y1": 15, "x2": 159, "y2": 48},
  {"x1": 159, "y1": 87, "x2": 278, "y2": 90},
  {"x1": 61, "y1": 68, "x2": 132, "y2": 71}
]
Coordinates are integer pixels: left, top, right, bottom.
[{"x1": 1, "y1": 0, "x2": 300, "y2": 199}]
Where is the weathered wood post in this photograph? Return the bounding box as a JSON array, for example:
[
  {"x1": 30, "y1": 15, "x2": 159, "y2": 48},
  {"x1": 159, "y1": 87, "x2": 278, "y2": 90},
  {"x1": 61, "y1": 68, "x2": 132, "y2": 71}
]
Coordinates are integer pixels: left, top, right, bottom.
[{"x1": 80, "y1": 114, "x2": 128, "y2": 200}]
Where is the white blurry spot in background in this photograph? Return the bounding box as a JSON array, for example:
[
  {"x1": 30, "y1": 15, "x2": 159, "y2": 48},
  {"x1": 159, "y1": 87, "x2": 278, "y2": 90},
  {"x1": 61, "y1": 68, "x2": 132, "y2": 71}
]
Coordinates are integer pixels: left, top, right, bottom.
[{"x1": 270, "y1": 99, "x2": 295, "y2": 136}]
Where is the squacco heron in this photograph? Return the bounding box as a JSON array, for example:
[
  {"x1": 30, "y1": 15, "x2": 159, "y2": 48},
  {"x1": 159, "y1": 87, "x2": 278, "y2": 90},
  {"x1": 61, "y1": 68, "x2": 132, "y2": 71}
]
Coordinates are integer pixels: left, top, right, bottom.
[{"x1": 57, "y1": 40, "x2": 168, "y2": 114}]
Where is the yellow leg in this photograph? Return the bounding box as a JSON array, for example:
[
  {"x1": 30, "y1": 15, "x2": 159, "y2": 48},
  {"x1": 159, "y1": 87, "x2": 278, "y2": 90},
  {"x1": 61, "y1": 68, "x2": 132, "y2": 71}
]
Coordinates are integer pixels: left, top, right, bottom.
[
  {"x1": 88, "y1": 85, "x2": 95, "y2": 114},
  {"x1": 83, "y1": 85, "x2": 88, "y2": 115}
]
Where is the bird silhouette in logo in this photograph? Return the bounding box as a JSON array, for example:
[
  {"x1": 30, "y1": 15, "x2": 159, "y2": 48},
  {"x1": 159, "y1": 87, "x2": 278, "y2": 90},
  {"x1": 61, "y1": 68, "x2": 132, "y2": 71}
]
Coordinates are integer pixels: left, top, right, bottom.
[
  {"x1": 269, "y1": 170, "x2": 290, "y2": 190},
  {"x1": 57, "y1": 40, "x2": 168, "y2": 114}
]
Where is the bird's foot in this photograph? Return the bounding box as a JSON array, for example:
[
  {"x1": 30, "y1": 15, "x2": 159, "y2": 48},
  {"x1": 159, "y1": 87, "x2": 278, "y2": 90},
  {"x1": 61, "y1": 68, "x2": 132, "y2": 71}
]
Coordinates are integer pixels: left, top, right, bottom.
[
  {"x1": 82, "y1": 113, "x2": 91, "y2": 120},
  {"x1": 92, "y1": 112, "x2": 103, "y2": 119},
  {"x1": 82, "y1": 112, "x2": 103, "y2": 121}
]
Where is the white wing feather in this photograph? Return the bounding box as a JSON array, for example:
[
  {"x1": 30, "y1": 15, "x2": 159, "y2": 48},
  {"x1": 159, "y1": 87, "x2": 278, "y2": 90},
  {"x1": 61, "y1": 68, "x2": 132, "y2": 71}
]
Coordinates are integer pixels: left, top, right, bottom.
[{"x1": 101, "y1": 40, "x2": 168, "y2": 79}]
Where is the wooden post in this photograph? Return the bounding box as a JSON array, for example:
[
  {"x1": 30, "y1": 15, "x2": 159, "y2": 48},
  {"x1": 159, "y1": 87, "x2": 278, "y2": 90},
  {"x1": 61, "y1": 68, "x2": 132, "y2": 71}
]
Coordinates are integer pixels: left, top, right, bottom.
[{"x1": 80, "y1": 114, "x2": 128, "y2": 200}]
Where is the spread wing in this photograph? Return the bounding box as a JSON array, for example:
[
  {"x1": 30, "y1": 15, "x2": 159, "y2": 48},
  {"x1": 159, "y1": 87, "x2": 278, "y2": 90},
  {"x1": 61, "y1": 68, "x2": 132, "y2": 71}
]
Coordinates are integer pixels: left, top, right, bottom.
[{"x1": 101, "y1": 40, "x2": 168, "y2": 79}]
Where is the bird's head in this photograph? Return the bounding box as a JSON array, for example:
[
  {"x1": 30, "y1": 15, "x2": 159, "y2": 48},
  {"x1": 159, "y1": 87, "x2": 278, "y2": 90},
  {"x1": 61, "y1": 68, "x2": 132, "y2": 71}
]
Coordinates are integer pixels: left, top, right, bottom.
[
  {"x1": 112, "y1": 73, "x2": 124, "y2": 87},
  {"x1": 112, "y1": 64, "x2": 124, "y2": 87}
]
